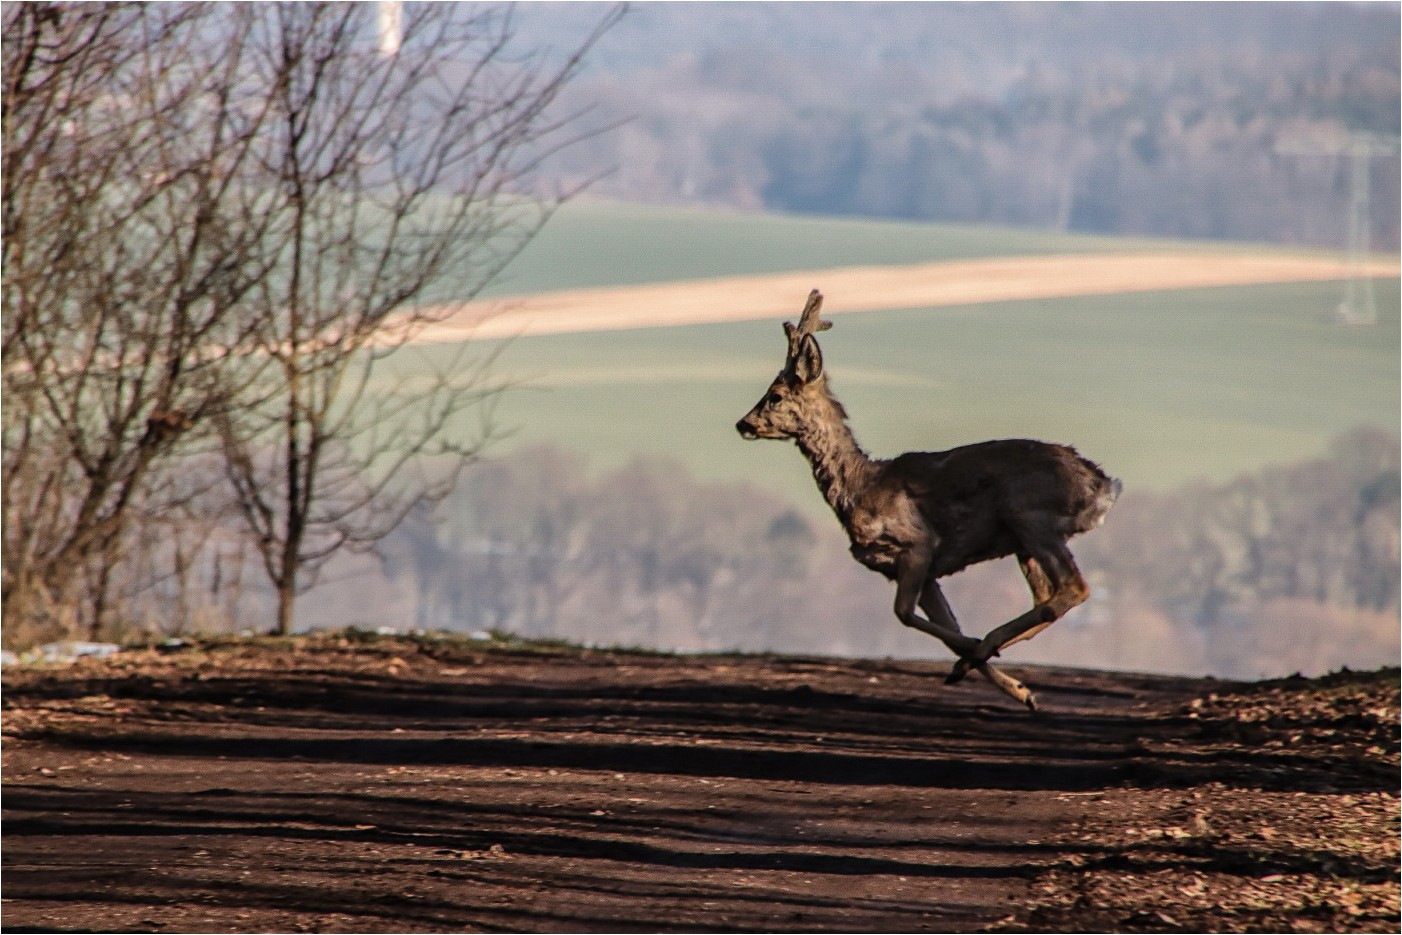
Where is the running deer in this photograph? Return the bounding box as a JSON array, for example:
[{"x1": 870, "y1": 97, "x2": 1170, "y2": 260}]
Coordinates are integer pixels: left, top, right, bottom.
[{"x1": 735, "y1": 290, "x2": 1120, "y2": 710}]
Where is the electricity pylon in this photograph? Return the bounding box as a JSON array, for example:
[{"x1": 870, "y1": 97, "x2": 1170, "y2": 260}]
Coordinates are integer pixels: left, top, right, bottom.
[{"x1": 1277, "y1": 131, "x2": 1400, "y2": 325}]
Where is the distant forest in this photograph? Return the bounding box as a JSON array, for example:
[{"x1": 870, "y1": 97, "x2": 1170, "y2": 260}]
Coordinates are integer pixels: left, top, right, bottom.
[
  {"x1": 518, "y1": 2, "x2": 1400, "y2": 249},
  {"x1": 262, "y1": 428, "x2": 1399, "y2": 681}
]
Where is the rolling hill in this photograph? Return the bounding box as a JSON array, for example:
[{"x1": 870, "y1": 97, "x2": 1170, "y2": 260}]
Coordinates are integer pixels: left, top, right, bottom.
[{"x1": 384, "y1": 202, "x2": 1399, "y2": 502}]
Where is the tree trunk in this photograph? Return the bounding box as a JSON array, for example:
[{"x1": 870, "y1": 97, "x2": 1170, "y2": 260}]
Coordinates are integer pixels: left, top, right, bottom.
[{"x1": 275, "y1": 571, "x2": 295, "y2": 636}]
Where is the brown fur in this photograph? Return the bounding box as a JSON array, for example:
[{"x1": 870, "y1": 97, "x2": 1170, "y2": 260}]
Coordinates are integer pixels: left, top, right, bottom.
[{"x1": 736, "y1": 291, "x2": 1120, "y2": 710}]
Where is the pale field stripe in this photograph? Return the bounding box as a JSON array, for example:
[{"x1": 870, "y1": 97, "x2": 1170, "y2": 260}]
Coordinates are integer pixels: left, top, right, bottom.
[
  {"x1": 396, "y1": 252, "x2": 1399, "y2": 344},
  {"x1": 507, "y1": 362, "x2": 942, "y2": 389}
]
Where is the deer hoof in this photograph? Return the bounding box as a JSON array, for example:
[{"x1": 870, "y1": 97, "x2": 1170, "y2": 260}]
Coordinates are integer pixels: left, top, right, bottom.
[
  {"x1": 1023, "y1": 691, "x2": 1039, "y2": 713},
  {"x1": 946, "y1": 643, "x2": 997, "y2": 685}
]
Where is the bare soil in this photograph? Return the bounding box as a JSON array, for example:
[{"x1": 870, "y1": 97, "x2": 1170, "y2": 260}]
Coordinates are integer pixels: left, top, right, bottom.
[
  {"x1": 405, "y1": 252, "x2": 1401, "y2": 342},
  {"x1": 2, "y1": 632, "x2": 1397, "y2": 934}
]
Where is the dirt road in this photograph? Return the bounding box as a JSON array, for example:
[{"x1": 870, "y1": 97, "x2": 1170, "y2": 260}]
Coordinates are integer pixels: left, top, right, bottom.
[
  {"x1": 402, "y1": 252, "x2": 1399, "y2": 342},
  {"x1": 2, "y1": 634, "x2": 1397, "y2": 933}
]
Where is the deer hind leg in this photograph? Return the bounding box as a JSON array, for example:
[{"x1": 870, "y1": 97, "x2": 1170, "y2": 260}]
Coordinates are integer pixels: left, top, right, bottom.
[
  {"x1": 920, "y1": 579, "x2": 1037, "y2": 710},
  {"x1": 1001, "y1": 554, "x2": 1056, "y2": 650},
  {"x1": 945, "y1": 542, "x2": 1089, "y2": 686},
  {"x1": 891, "y1": 552, "x2": 1036, "y2": 708}
]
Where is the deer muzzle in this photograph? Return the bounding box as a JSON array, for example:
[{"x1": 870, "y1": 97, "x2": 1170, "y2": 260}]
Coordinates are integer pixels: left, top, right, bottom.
[{"x1": 735, "y1": 417, "x2": 760, "y2": 440}]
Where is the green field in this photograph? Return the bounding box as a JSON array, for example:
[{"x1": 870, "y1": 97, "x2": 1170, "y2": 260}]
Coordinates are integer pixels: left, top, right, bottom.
[
  {"x1": 399, "y1": 203, "x2": 1399, "y2": 510},
  {"x1": 478, "y1": 200, "x2": 1319, "y2": 295}
]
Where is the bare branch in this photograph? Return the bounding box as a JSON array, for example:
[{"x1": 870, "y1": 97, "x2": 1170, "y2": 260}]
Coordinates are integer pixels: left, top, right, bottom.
[{"x1": 210, "y1": 3, "x2": 620, "y2": 633}]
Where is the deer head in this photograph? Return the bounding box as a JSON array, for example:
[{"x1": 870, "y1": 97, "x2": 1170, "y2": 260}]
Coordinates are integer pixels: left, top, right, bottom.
[{"x1": 735, "y1": 289, "x2": 834, "y2": 441}]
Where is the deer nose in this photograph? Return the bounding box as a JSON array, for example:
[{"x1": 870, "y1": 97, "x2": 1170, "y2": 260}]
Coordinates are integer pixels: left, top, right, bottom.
[{"x1": 736, "y1": 418, "x2": 758, "y2": 438}]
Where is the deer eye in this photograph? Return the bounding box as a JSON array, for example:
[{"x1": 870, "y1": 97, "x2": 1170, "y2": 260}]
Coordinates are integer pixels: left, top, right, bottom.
[{"x1": 766, "y1": 392, "x2": 783, "y2": 405}]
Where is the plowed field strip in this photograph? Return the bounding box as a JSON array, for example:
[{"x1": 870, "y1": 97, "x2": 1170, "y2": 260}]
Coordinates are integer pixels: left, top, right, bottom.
[{"x1": 402, "y1": 252, "x2": 1397, "y2": 342}]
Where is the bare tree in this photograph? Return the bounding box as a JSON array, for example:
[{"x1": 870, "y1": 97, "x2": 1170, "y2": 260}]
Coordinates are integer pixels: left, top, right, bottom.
[
  {"x1": 2, "y1": 3, "x2": 279, "y2": 640},
  {"x1": 3, "y1": 2, "x2": 618, "y2": 643},
  {"x1": 212, "y1": 3, "x2": 619, "y2": 634}
]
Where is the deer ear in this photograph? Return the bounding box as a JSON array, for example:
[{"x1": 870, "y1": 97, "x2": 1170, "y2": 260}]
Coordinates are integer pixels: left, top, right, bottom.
[{"x1": 793, "y1": 333, "x2": 824, "y2": 384}]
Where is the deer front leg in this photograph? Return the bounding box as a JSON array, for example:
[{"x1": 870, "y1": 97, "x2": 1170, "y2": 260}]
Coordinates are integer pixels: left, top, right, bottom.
[
  {"x1": 920, "y1": 579, "x2": 1037, "y2": 711},
  {"x1": 946, "y1": 545, "x2": 1089, "y2": 685},
  {"x1": 893, "y1": 555, "x2": 1036, "y2": 709},
  {"x1": 893, "y1": 551, "x2": 979, "y2": 655}
]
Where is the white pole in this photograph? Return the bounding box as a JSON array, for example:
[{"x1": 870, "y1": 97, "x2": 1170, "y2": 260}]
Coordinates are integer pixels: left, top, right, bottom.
[{"x1": 378, "y1": 0, "x2": 402, "y2": 58}]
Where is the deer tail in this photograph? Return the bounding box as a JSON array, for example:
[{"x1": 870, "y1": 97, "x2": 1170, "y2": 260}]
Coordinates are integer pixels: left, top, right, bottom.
[{"x1": 1094, "y1": 476, "x2": 1124, "y2": 525}]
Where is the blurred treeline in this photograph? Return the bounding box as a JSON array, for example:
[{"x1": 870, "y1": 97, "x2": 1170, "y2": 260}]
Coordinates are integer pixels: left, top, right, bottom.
[
  {"x1": 212, "y1": 427, "x2": 1395, "y2": 680},
  {"x1": 524, "y1": 1, "x2": 1400, "y2": 248},
  {"x1": 17, "y1": 420, "x2": 1392, "y2": 680}
]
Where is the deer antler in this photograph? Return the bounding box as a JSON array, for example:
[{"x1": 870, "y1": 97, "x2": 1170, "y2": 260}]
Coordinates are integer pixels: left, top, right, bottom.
[{"x1": 784, "y1": 289, "x2": 832, "y2": 359}]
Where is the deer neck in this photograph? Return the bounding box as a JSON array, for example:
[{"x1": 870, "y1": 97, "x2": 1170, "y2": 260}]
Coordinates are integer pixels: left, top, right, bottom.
[{"x1": 793, "y1": 390, "x2": 879, "y2": 524}]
